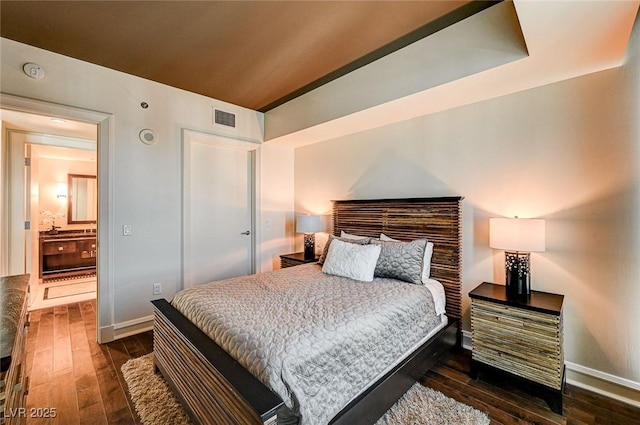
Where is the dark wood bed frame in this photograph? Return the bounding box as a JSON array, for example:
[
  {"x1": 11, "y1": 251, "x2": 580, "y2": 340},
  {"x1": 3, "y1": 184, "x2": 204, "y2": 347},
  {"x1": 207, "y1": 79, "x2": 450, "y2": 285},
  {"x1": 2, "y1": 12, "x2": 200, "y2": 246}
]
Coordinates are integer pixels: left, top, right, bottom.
[{"x1": 152, "y1": 196, "x2": 463, "y2": 425}]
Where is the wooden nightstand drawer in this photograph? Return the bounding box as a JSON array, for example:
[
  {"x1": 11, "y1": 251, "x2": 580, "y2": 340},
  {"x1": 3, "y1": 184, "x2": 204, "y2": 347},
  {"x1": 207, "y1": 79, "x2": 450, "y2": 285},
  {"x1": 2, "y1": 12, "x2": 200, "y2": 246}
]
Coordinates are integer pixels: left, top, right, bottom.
[
  {"x1": 471, "y1": 294, "x2": 563, "y2": 390},
  {"x1": 469, "y1": 282, "x2": 565, "y2": 414},
  {"x1": 279, "y1": 252, "x2": 319, "y2": 268},
  {"x1": 472, "y1": 324, "x2": 562, "y2": 367},
  {"x1": 472, "y1": 300, "x2": 562, "y2": 349},
  {"x1": 471, "y1": 300, "x2": 564, "y2": 389},
  {"x1": 281, "y1": 257, "x2": 304, "y2": 268}
]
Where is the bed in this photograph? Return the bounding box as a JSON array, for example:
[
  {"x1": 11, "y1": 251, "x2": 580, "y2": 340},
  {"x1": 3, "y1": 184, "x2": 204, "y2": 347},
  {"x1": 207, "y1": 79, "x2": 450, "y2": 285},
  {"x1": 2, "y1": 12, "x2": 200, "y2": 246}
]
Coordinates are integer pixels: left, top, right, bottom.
[{"x1": 152, "y1": 197, "x2": 463, "y2": 425}]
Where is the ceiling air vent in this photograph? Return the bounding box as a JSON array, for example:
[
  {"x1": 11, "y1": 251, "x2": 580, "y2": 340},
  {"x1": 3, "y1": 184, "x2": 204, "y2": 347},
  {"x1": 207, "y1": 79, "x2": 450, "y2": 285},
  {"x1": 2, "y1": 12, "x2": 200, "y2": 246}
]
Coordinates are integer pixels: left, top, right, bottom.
[{"x1": 214, "y1": 109, "x2": 236, "y2": 128}]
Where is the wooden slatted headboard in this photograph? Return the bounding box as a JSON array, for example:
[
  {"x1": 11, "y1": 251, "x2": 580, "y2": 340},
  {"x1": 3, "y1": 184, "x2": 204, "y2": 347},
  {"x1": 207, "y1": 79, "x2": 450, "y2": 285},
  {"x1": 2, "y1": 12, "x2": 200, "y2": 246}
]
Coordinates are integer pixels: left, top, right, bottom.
[{"x1": 332, "y1": 197, "x2": 463, "y2": 322}]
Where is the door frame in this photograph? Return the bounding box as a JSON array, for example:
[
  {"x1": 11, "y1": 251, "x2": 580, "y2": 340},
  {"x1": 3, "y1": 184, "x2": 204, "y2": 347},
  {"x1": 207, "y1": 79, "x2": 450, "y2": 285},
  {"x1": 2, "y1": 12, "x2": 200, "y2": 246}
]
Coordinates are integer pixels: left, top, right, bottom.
[
  {"x1": 1, "y1": 93, "x2": 114, "y2": 343},
  {"x1": 181, "y1": 128, "x2": 260, "y2": 289}
]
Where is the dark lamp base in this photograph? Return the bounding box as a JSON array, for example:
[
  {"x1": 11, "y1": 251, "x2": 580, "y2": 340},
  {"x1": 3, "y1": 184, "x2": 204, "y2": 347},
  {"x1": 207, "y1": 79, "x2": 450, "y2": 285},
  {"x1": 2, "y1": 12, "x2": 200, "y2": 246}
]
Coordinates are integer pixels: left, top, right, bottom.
[
  {"x1": 505, "y1": 251, "x2": 531, "y2": 300},
  {"x1": 303, "y1": 233, "x2": 315, "y2": 260}
]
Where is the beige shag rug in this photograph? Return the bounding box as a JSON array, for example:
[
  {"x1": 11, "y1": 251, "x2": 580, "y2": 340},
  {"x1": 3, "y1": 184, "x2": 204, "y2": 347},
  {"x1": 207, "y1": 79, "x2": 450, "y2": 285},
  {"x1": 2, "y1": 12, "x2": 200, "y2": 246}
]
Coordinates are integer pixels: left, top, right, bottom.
[
  {"x1": 122, "y1": 354, "x2": 191, "y2": 425},
  {"x1": 375, "y1": 382, "x2": 490, "y2": 425},
  {"x1": 122, "y1": 354, "x2": 490, "y2": 425}
]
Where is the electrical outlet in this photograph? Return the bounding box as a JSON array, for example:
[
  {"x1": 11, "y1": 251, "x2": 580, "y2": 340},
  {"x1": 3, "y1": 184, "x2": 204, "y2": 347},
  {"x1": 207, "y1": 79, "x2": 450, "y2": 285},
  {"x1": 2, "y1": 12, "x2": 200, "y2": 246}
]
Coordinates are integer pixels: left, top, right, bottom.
[{"x1": 153, "y1": 282, "x2": 162, "y2": 295}]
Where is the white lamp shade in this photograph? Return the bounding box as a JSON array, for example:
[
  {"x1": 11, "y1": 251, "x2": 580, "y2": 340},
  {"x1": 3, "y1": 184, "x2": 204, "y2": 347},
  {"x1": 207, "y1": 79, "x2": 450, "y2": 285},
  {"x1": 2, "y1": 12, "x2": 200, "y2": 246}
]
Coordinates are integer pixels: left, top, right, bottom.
[
  {"x1": 296, "y1": 215, "x2": 323, "y2": 233},
  {"x1": 489, "y1": 218, "x2": 546, "y2": 252}
]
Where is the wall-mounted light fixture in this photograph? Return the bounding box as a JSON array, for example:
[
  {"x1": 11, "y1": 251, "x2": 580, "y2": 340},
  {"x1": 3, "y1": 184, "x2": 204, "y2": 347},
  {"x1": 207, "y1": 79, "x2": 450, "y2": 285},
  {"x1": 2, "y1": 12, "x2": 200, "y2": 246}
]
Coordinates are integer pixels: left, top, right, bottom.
[{"x1": 56, "y1": 182, "x2": 67, "y2": 199}]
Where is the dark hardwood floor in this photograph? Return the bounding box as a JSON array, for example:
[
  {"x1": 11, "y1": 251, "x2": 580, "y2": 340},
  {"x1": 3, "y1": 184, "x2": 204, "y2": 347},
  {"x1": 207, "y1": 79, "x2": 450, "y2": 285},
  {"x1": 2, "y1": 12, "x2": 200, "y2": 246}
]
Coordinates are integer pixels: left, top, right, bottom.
[
  {"x1": 421, "y1": 347, "x2": 640, "y2": 425},
  {"x1": 25, "y1": 300, "x2": 152, "y2": 425},
  {"x1": 24, "y1": 301, "x2": 640, "y2": 425}
]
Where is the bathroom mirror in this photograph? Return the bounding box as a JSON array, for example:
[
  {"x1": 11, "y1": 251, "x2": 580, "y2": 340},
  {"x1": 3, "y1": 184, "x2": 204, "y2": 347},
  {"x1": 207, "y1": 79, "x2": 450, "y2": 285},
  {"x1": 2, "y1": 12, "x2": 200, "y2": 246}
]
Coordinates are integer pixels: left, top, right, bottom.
[{"x1": 68, "y1": 174, "x2": 97, "y2": 224}]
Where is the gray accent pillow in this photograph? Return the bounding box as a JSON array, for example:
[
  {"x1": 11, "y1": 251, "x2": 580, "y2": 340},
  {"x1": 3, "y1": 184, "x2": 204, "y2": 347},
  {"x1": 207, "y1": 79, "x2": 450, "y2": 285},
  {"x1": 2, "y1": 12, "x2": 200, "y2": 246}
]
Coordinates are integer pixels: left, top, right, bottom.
[
  {"x1": 371, "y1": 239, "x2": 427, "y2": 284},
  {"x1": 318, "y1": 234, "x2": 371, "y2": 265}
]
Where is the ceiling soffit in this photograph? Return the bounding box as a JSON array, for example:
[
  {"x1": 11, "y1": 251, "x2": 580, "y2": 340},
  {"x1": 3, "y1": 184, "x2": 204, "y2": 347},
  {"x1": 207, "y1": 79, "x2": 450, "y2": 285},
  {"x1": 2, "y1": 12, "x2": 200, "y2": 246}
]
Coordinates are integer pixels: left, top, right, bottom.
[
  {"x1": 0, "y1": 0, "x2": 490, "y2": 112},
  {"x1": 265, "y1": 1, "x2": 528, "y2": 141},
  {"x1": 265, "y1": 1, "x2": 639, "y2": 146}
]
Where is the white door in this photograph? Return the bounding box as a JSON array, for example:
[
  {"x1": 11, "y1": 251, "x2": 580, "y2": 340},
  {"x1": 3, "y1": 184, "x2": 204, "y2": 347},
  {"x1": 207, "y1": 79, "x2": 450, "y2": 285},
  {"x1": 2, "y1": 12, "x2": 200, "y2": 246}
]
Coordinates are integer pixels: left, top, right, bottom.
[{"x1": 183, "y1": 131, "x2": 255, "y2": 288}]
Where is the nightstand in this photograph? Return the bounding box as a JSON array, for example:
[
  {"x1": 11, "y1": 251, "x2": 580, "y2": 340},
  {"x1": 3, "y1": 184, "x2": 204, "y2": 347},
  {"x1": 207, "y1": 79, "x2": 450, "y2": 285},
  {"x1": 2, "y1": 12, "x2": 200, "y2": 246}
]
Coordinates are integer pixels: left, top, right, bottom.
[
  {"x1": 279, "y1": 252, "x2": 320, "y2": 268},
  {"x1": 469, "y1": 282, "x2": 564, "y2": 414}
]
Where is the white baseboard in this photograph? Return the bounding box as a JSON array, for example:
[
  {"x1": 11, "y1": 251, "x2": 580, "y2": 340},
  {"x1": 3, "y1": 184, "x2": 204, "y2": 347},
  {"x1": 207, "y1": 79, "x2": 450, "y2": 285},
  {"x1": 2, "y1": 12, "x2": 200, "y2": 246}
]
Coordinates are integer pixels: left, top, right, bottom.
[
  {"x1": 459, "y1": 330, "x2": 640, "y2": 407},
  {"x1": 98, "y1": 324, "x2": 115, "y2": 343},
  {"x1": 99, "y1": 315, "x2": 154, "y2": 343},
  {"x1": 461, "y1": 329, "x2": 473, "y2": 350},
  {"x1": 565, "y1": 362, "x2": 640, "y2": 408}
]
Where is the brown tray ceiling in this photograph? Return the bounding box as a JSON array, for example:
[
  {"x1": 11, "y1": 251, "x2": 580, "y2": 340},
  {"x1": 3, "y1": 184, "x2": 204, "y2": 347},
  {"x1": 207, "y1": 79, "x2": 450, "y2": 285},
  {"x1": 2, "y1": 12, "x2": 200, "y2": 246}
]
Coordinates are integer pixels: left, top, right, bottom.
[{"x1": 1, "y1": 1, "x2": 498, "y2": 111}]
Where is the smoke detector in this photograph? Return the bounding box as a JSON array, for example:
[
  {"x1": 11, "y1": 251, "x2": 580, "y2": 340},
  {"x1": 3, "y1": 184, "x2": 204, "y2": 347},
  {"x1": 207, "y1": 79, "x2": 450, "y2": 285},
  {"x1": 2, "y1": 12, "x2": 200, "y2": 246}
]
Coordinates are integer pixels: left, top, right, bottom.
[{"x1": 23, "y1": 63, "x2": 45, "y2": 80}]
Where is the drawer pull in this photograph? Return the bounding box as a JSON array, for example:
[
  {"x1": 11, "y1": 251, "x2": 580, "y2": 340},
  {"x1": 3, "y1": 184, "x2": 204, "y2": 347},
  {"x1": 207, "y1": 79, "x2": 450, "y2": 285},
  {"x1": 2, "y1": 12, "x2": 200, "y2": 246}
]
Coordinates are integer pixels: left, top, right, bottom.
[{"x1": 58, "y1": 246, "x2": 64, "y2": 251}]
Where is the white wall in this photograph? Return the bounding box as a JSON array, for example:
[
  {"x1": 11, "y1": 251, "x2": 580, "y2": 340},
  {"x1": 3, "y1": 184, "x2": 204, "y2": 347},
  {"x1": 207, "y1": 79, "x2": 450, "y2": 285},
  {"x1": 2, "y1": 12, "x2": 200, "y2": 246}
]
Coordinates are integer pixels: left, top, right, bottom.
[
  {"x1": 294, "y1": 16, "x2": 640, "y2": 404},
  {"x1": 259, "y1": 143, "x2": 295, "y2": 271},
  {"x1": 34, "y1": 155, "x2": 97, "y2": 232},
  {"x1": 1, "y1": 38, "x2": 293, "y2": 339}
]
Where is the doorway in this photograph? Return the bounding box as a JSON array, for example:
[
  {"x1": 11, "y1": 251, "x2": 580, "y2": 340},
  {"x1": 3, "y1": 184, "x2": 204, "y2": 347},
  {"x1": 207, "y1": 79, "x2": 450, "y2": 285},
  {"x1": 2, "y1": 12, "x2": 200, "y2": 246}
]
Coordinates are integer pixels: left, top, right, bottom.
[
  {"x1": 1, "y1": 95, "x2": 113, "y2": 343},
  {"x1": 29, "y1": 144, "x2": 98, "y2": 310},
  {"x1": 2, "y1": 114, "x2": 98, "y2": 310}
]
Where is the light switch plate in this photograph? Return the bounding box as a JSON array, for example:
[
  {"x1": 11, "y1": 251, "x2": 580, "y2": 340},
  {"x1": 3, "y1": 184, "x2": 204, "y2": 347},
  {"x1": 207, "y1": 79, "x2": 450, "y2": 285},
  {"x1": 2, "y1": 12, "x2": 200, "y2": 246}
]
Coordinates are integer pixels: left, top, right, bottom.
[{"x1": 123, "y1": 224, "x2": 132, "y2": 236}]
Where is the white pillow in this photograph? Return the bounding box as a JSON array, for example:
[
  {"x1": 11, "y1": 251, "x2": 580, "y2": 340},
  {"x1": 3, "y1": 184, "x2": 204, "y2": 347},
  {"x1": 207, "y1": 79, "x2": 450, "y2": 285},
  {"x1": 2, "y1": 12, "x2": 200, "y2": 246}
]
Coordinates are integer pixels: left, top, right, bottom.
[
  {"x1": 340, "y1": 230, "x2": 369, "y2": 240},
  {"x1": 380, "y1": 233, "x2": 434, "y2": 282},
  {"x1": 423, "y1": 278, "x2": 447, "y2": 316},
  {"x1": 322, "y1": 238, "x2": 381, "y2": 282}
]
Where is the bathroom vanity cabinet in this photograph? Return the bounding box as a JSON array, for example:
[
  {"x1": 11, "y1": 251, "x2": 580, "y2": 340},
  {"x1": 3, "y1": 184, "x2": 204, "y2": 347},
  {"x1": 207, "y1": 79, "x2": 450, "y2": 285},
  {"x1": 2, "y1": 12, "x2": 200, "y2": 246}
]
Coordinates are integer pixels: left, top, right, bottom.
[{"x1": 39, "y1": 231, "x2": 96, "y2": 281}]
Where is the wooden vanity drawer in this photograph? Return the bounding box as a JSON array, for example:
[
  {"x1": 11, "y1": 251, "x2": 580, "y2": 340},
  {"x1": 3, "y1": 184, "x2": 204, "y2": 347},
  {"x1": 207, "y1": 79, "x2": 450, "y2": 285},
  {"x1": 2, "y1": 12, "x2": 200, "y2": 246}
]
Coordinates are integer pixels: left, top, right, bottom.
[
  {"x1": 76, "y1": 240, "x2": 96, "y2": 250},
  {"x1": 42, "y1": 240, "x2": 77, "y2": 255}
]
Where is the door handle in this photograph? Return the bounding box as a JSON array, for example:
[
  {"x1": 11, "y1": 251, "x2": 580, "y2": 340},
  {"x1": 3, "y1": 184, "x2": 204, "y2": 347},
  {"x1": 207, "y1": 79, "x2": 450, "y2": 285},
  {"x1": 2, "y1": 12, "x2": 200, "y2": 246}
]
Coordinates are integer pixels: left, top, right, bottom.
[{"x1": 241, "y1": 230, "x2": 251, "y2": 235}]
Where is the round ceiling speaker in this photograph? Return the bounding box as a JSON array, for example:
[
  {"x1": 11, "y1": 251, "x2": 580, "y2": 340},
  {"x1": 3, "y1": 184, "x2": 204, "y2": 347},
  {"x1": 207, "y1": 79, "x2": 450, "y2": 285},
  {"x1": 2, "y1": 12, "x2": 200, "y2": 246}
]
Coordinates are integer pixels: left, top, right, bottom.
[{"x1": 139, "y1": 129, "x2": 157, "y2": 145}]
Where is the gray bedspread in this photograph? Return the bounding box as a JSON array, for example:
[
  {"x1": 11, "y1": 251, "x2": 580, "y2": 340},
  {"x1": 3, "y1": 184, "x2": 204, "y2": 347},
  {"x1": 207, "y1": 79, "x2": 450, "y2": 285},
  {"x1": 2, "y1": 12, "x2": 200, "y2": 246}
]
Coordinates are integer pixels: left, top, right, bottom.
[{"x1": 171, "y1": 263, "x2": 442, "y2": 425}]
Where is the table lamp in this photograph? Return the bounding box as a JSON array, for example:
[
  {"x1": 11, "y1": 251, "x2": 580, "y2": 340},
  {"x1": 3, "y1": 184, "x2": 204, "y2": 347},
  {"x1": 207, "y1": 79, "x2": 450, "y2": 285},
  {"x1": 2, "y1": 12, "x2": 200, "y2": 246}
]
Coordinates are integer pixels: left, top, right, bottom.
[
  {"x1": 297, "y1": 215, "x2": 323, "y2": 260},
  {"x1": 489, "y1": 217, "x2": 546, "y2": 299}
]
